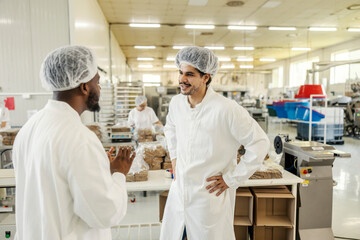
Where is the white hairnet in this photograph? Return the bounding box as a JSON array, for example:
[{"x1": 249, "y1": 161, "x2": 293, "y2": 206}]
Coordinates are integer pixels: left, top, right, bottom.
[
  {"x1": 40, "y1": 45, "x2": 98, "y2": 91},
  {"x1": 135, "y1": 96, "x2": 147, "y2": 106},
  {"x1": 175, "y1": 46, "x2": 219, "y2": 77}
]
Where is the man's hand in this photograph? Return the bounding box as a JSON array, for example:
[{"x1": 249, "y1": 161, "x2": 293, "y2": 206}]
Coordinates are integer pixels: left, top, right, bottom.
[
  {"x1": 206, "y1": 175, "x2": 229, "y2": 197},
  {"x1": 110, "y1": 146, "x2": 136, "y2": 175},
  {"x1": 171, "y1": 158, "x2": 176, "y2": 180}
]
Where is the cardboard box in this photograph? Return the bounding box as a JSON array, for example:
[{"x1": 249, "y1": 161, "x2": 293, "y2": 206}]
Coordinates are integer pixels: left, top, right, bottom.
[
  {"x1": 234, "y1": 226, "x2": 248, "y2": 240},
  {"x1": 159, "y1": 191, "x2": 168, "y2": 221},
  {"x1": 150, "y1": 162, "x2": 161, "y2": 170},
  {"x1": 153, "y1": 157, "x2": 164, "y2": 163},
  {"x1": 234, "y1": 187, "x2": 253, "y2": 226},
  {"x1": 252, "y1": 186, "x2": 295, "y2": 227},
  {"x1": 253, "y1": 226, "x2": 293, "y2": 240}
]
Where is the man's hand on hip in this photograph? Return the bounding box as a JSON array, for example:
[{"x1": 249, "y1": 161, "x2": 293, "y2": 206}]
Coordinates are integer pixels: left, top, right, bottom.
[
  {"x1": 206, "y1": 175, "x2": 229, "y2": 196},
  {"x1": 171, "y1": 158, "x2": 176, "y2": 180}
]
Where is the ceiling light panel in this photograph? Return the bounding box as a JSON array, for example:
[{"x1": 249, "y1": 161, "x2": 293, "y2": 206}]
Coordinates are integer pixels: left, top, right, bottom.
[
  {"x1": 138, "y1": 64, "x2": 153, "y2": 68},
  {"x1": 348, "y1": 28, "x2": 360, "y2": 32},
  {"x1": 173, "y1": 46, "x2": 187, "y2": 49},
  {"x1": 134, "y1": 46, "x2": 156, "y2": 49},
  {"x1": 137, "y1": 57, "x2": 154, "y2": 61},
  {"x1": 234, "y1": 47, "x2": 255, "y2": 50},
  {"x1": 221, "y1": 64, "x2": 235, "y2": 69},
  {"x1": 163, "y1": 65, "x2": 177, "y2": 68},
  {"x1": 269, "y1": 26, "x2": 296, "y2": 31},
  {"x1": 129, "y1": 23, "x2": 160, "y2": 28},
  {"x1": 237, "y1": 57, "x2": 253, "y2": 61},
  {"x1": 166, "y1": 57, "x2": 176, "y2": 61},
  {"x1": 218, "y1": 57, "x2": 231, "y2": 61},
  {"x1": 260, "y1": 58, "x2": 276, "y2": 62},
  {"x1": 240, "y1": 65, "x2": 254, "y2": 69}
]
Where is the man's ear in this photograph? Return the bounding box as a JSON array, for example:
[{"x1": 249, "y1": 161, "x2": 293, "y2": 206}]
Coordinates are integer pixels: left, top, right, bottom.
[
  {"x1": 79, "y1": 82, "x2": 90, "y2": 95},
  {"x1": 203, "y1": 74, "x2": 210, "y2": 84}
]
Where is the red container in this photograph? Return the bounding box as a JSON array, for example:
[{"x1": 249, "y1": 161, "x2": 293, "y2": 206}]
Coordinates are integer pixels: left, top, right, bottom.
[{"x1": 295, "y1": 85, "x2": 326, "y2": 99}]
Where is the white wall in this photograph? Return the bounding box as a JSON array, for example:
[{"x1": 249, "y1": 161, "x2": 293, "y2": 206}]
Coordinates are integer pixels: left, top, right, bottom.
[{"x1": 0, "y1": 0, "x2": 70, "y2": 126}]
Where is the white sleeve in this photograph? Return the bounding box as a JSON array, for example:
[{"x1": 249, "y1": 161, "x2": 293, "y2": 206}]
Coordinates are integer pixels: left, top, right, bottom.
[
  {"x1": 149, "y1": 108, "x2": 159, "y2": 124},
  {"x1": 127, "y1": 109, "x2": 134, "y2": 126},
  {"x1": 164, "y1": 99, "x2": 177, "y2": 160},
  {"x1": 222, "y1": 103, "x2": 270, "y2": 189},
  {"x1": 67, "y1": 137, "x2": 128, "y2": 228}
]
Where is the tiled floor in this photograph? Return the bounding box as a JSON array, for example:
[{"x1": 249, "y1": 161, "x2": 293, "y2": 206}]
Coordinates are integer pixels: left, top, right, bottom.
[{"x1": 116, "y1": 120, "x2": 360, "y2": 240}]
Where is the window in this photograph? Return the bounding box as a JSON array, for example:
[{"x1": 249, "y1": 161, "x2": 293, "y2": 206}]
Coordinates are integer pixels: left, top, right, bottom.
[
  {"x1": 270, "y1": 67, "x2": 284, "y2": 88},
  {"x1": 330, "y1": 49, "x2": 360, "y2": 84},
  {"x1": 142, "y1": 74, "x2": 161, "y2": 86},
  {"x1": 289, "y1": 58, "x2": 319, "y2": 87}
]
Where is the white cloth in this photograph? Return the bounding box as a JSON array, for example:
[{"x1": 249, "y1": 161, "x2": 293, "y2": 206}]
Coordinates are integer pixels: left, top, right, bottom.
[
  {"x1": 12, "y1": 100, "x2": 128, "y2": 240},
  {"x1": 127, "y1": 106, "x2": 159, "y2": 129},
  {"x1": 0, "y1": 106, "x2": 10, "y2": 131},
  {"x1": 160, "y1": 87, "x2": 270, "y2": 240}
]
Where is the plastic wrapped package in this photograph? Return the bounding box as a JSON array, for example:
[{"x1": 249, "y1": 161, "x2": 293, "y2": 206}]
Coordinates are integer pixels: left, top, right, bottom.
[
  {"x1": 139, "y1": 141, "x2": 167, "y2": 170},
  {"x1": 126, "y1": 146, "x2": 149, "y2": 182},
  {"x1": 249, "y1": 156, "x2": 284, "y2": 179},
  {"x1": 0, "y1": 129, "x2": 19, "y2": 145},
  {"x1": 86, "y1": 123, "x2": 107, "y2": 141},
  {"x1": 137, "y1": 128, "x2": 154, "y2": 142}
]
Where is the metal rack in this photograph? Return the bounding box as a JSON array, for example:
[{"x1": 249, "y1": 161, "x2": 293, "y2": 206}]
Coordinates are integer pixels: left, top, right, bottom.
[
  {"x1": 115, "y1": 83, "x2": 145, "y2": 122},
  {"x1": 98, "y1": 83, "x2": 115, "y2": 127}
]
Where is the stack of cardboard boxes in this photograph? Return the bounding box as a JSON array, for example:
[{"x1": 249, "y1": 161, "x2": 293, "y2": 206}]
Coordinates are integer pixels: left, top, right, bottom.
[{"x1": 159, "y1": 186, "x2": 295, "y2": 240}]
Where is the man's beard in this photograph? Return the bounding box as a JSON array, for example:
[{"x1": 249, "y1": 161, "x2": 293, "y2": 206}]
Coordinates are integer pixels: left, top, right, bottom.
[
  {"x1": 180, "y1": 83, "x2": 200, "y2": 96},
  {"x1": 87, "y1": 90, "x2": 100, "y2": 112}
]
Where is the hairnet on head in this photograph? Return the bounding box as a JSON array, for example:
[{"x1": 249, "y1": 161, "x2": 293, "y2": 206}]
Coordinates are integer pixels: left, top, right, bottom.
[
  {"x1": 40, "y1": 45, "x2": 98, "y2": 91},
  {"x1": 175, "y1": 46, "x2": 219, "y2": 77},
  {"x1": 135, "y1": 96, "x2": 147, "y2": 106}
]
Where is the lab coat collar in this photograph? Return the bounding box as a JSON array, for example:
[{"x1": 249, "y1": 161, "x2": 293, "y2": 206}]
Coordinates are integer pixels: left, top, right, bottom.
[
  {"x1": 45, "y1": 99, "x2": 81, "y2": 121},
  {"x1": 185, "y1": 86, "x2": 216, "y2": 110}
]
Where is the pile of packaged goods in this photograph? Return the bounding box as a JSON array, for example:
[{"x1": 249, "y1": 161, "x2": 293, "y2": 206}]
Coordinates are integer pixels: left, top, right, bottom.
[
  {"x1": 0, "y1": 129, "x2": 19, "y2": 145},
  {"x1": 144, "y1": 145, "x2": 166, "y2": 170},
  {"x1": 163, "y1": 151, "x2": 172, "y2": 169},
  {"x1": 126, "y1": 170, "x2": 148, "y2": 182},
  {"x1": 138, "y1": 129, "x2": 153, "y2": 142},
  {"x1": 86, "y1": 124, "x2": 102, "y2": 140}
]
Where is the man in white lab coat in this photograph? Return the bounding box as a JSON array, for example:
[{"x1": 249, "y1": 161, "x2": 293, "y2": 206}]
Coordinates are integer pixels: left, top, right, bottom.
[
  {"x1": 160, "y1": 46, "x2": 270, "y2": 240},
  {"x1": 12, "y1": 46, "x2": 135, "y2": 240}
]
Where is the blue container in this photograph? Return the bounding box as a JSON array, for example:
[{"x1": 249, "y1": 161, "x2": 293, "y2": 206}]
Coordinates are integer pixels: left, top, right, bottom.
[
  {"x1": 295, "y1": 106, "x2": 325, "y2": 122},
  {"x1": 273, "y1": 101, "x2": 288, "y2": 118},
  {"x1": 285, "y1": 102, "x2": 310, "y2": 120}
]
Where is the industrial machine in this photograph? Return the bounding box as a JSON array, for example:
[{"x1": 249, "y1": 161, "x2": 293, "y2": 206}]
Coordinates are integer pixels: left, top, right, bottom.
[
  {"x1": 110, "y1": 126, "x2": 132, "y2": 142},
  {"x1": 0, "y1": 147, "x2": 16, "y2": 239},
  {"x1": 274, "y1": 136, "x2": 350, "y2": 240}
]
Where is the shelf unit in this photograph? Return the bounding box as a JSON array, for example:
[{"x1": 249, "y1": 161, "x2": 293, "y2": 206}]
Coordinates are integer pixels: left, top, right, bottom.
[
  {"x1": 98, "y1": 83, "x2": 115, "y2": 127},
  {"x1": 115, "y1": 82, "x2": 145, "y2": 122}
]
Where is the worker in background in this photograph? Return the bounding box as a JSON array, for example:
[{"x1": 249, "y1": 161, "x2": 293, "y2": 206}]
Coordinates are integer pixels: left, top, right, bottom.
[
  {"x1": 12, "y1": 45, "x2": 135, "y2": 240},
  {"x1": 160, "y1": 46, "x2": 270, "y2": 240},
  {"x1": 0, "y1": 98, "x2": 10, "y2": 131},
  {"x1": 128, "y1": 95, "x2": 163, "y2": 130}
]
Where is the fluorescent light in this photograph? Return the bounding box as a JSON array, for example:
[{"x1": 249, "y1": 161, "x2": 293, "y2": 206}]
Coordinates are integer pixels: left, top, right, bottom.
[
  {"x1": 347, "y1": 28, "x2": 360, "y2": 32},
  {"x1": 137, "y1": 57, "x2": 154, "y2": 61},
  {"x1": 0, "y1": 18, "x2": 12, "y2": 24},
  {"x1": 134, "y1": 46, "x2": 156, "y2": 49},
  {"x1": 163, "y1": 65, "x2": 177, "y2": 68},
  {"x1": 129, "y1": 23, "x2": 160, "y2": 28},
  {"x1": 309, "y1": 27, "x2": 337, "y2": 32},
  {"x1": 184, "y1": 25, "x2": 215, "y2": 29},
  {"x1": 228, "y1": 26, "x2": 257, "y2": 30},
  {"x1": 237, "y1": 57, "x2": 253, "y2": 62},
  {"x1": 292, "y1": 47, "x2": 311, "y2": 51},
  {"x1": 260, "y1": 58, "x2": 276, "y2": 62},
  {"x1": 204, "y1": 46, "x2": 225, "y2": 50},
  {"x1": 234, "y1": 46, "x2": 254, "y2": 50},
  {"x1": 166, "y1": 57, "x2": 176, "y2": 61},
  {"x1": 240, "y1": 65, "x2": 254, "y2": 69},
  {"x1": 173, "y1": 46, "x2": 187, "y2": 49},
  {"x1": 138, "y1": 65, "x2": 153, "y2": 68},
  {"x1": 218, "y1": 57, "x2": 231, "y2": 61},
  {"x1": 221, "y1": 64, "x2": 235, "y2": 69},
  {"x1": 268, "y1": 26, "x2": 296, "y2": 31},
  {"x1": 75, "y1": 22, "x2": 91, "y2": 28}
]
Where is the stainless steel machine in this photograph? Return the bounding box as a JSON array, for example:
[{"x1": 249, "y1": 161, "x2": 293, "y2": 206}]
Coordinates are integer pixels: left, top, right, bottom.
[{"x1": 274, "y1": 136, "x2": 351, "y2": 240}]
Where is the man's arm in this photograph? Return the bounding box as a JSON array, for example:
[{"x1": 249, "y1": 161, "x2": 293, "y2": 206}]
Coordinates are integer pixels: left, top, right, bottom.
[
  {"x1": 222, "y1": 103, "x2": 270, "y2": 188},
  {"x1": 164, "y1": 99, "x2": 177, "y2": 179}
]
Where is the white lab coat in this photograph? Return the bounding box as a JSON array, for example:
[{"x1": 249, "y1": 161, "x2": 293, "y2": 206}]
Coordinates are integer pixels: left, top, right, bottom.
[
  {"x1": 127, "y1": 106, "x2": 159, "y2": 129},
  {"x1": 12, "y1": 100, "x2": 128, "y2": 240},
  {"x1": 160, "y1": 87, "x2": 270, "y2": 240}
]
